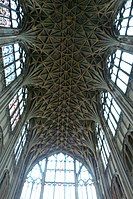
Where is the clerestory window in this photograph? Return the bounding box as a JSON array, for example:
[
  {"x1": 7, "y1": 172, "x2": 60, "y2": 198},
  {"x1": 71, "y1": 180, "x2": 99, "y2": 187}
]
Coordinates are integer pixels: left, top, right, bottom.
[
  {"x1": 1, "y1": 43, "x2": 26, "y2": 86},
  {"x1": 96, "y1": 125, "x2": 110, "y2": 169},
  {"x1": 107, "y1": 50, "x2": 133, "y2": 93},
  {"x1": 20, "y1": 153, "x2": 97, "y2": 199},
  {"x1": 8, "y1": 87, "x2": 27, "y2": 130},
  {"x1": 101, "y1": 92, "x2": 121, "y2": 136},
  {"x1": 14, "y1": 122, "x2": 29, "y2": 164},
  {"x1": 114, "y1": 0, "x2": 133, "y2": 36},
  {"x1": 0, "y1": 0, "x2": 24, "y2": 28}
]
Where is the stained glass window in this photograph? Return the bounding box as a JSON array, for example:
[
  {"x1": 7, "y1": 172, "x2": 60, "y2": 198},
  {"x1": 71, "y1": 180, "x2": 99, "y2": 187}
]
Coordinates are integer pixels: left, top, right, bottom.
[
  {"x1": 115, "y1": 0, "x2": 133, "y2": 36},
  {"x1": 9, "y1": 87, "x2": 27, "y2": 130},
  {"x1": 0, "y1": 0, "x2": 24, "y2": 28},
  {"x1": 107, "y1": 50, "x2": 133, "y2": 93},
  {"x1": 20, "y1": 153, "x2": 97, "y2": 199},
  {"x1": 14, "y1": 122, "x2": 29, "y2": 164},
  {"x1": 1, "y1": 43, "x2": 26, "y2": 86},
  {"x1": 101, "y1": 92, "x2": 121, "y2": 136}
]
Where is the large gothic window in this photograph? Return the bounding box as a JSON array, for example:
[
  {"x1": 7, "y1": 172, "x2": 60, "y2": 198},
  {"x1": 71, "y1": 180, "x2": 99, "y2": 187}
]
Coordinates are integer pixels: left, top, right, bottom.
[
  {"x1": 0, "y1": 0, "x2": 24, "y2": 28},
  {"x1": 115, "y1": 0, "x2": 133, "y2": 36},
  {"x1": 20, "y1": 153, "x2": 97, "y2": 199},
  {"x1": 1, "y1": 43, "x2": 26, "y2": 86},
  {"x1": 101, "y1": 92, "x2": 121, "y2": 136},
  {"x1": 107, "y1": 50, "x2": 133, "y2": 93},
  {"x1": 9, "y1": 87, "x2": 27, "y2": 130}
]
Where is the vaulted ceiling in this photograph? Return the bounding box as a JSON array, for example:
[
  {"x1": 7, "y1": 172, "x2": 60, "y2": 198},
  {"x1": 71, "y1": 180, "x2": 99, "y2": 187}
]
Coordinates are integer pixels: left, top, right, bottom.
[{"x1": 22, "y1": 0, "x2": 120, "y2": 166}]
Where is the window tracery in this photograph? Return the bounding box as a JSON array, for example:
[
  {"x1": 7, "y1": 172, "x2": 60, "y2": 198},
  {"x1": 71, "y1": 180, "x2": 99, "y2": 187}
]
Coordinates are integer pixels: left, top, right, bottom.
[
  {"x1": 8, "y1": 87, "x2": 27, "y2": 130},
  {"x1": 107, "y1": 50, "x2": 133, "y2": 93},
  {"x1": 14, "y1": 122, "x2": 29, "y2": 164},
  {"x1": 0, "y1": 0, "x2": 24, "y2": 28},
  {"x1": 20, "y1": 153, "x2": 97, "y2": 199},
  {"x1": 115, "y1": 0, "x2": 133, "y2": 36},
  {"x1": 1, "y1": 43, "x2": 26, "y2": 86},
  {"x1": 101, "y1": 92, "x2": 121, "y2": 136}
]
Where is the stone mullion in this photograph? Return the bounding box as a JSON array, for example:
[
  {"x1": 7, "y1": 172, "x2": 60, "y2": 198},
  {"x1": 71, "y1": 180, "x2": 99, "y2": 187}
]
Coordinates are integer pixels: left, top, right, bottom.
[
  {"x1": 39, "y1": 158, "x2": 48, "y2": 199},
  {"x1": 92, "y1": 159, "x2": 104, "y2": 199},
  {"x1": 0, "y1": 110, "x2": 27, "y2": 179},
  {"x1": 74, "y1": 160, "x2": 79, "y2": 199},
  {"x1": 0, "y1": 36, "x2": 19, "y2": 46},
  {"x1": 100, "y1": 116, "x2": 133, "y2": 199},
  {"x1": 0, "y1": 27, "x2": 20, "y2": 45},
  {"x1": 109, "y1": 80, "x2": 133, "y2": 125},
  {"x1": 0, "y1": 28, "x2": 19, "y2": 36},
  {"x1": 118, "y1": 36, "x2": 133, "y2": 53},
  {"x1": 0, "y1": 75, "x2": 24, "y2": 115}
]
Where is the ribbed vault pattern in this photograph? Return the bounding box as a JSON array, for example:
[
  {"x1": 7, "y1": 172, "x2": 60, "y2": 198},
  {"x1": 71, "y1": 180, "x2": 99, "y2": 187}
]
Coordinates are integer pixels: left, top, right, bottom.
[{"x1": 21, "y1": 0, "x2": 120, "y2": 164}]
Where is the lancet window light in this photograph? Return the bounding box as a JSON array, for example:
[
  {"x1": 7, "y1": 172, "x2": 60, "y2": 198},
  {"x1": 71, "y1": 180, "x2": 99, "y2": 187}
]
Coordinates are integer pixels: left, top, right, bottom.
[
  {"x1": 8, "y1": 87, "x2": 27, "y2": 130},
  {"x1": 101, "y1": 92, "x2": 121, "y2": 136},
  {"x1": 96, "y1": 125, "x2": 110, "y2": 169},
  {"x1": 115, "y1": 0, "x2": 133, "y2": 36},
  {"x1": 107, "y1": 50, "x2": 133, "y2": 93},
  {"x1": 14, "y1": 122, "x2": 29, "y2": 164},
  {"x1": 1, "y1": 43, "x2": 26, "y2": 86},
  {"x1": 20, "y1": 153, "x2": 97, "y2": 199}
]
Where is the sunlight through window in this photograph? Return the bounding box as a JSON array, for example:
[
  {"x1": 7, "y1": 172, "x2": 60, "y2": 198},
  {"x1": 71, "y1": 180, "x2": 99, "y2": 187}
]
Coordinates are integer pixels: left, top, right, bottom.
[
  {"x1": 1, "y1": 43, "x2": 26, "y2": 86},
  {"x1": 115, "y1": 0, "x2": 133, "y2": 36},
  {"x1": 9, "y1": 87, "x2": 27, "y2": 130},
  {"x1": 20, "y1": 153, "x2": 97, "y2": 199},
  {"x1": 107, "y1": 50, "x2": 133, "y2": 93},
  {"x1": 96, "y1": 124, "x2": 110, "y2": 169},
  {"x1": 14, "y1": 122, "x2": 29, "y2": 164},
  {"x1": 101, "y1": 92, "x2": 121, "y2": 136},
  {"x1": 0, "y1": 0, "x2": 24, "y2": 28}
]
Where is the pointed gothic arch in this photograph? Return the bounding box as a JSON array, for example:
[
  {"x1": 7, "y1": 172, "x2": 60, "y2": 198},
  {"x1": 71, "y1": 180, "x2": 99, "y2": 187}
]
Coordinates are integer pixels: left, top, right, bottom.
[{"x1": 20, "y1": 153, "x2": 97, "y2": 199}]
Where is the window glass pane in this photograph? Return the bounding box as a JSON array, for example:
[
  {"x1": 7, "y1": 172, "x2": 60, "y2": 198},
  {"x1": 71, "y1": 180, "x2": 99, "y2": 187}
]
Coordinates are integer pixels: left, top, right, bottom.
[
  {"x1": 117, "y1": 79, "x2": 127, "y2": 93},
  {"x1": 14, "y1": 122, "x2": 29, "y2": 164},
  {"x1": 96, "y1": 125, "x2": 110, "y2": 169},
  {"x1": 122, "y1": 52, "x2": 133, "y2": 64},
  {"x1": 118, "y1": 71, "x2": 129, "y2": 84},
  {"x1": 8, "y1": 87, "x2": 27, "y2": 130},
  {"x1": 1, "y1": 43, "x2": 26, "y2": 86},
  {"x1": 113, "y1": 66, "x2": 118, "y2": 75},
  {"x1": 101, "y1": 92, "x2": 121, "y2": 136},
  {"x1": 120, "y1": 61, "x2": 132, "y2": 74},
  {"x1": 114, "y1": 0, "x2": 133, "y2": 36},
  {"x1": 107, "y1": 50, "x2": 132, "y2": 93},
  {"x1": 0, "y1": 0, "x2": 24, "y2": 28},
  {"x1": 108, "y1": 119, "x2": 115, "y2": 136},
  {"x1": 109, "y1": 114, "x2": 117, "y2": 129}
]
